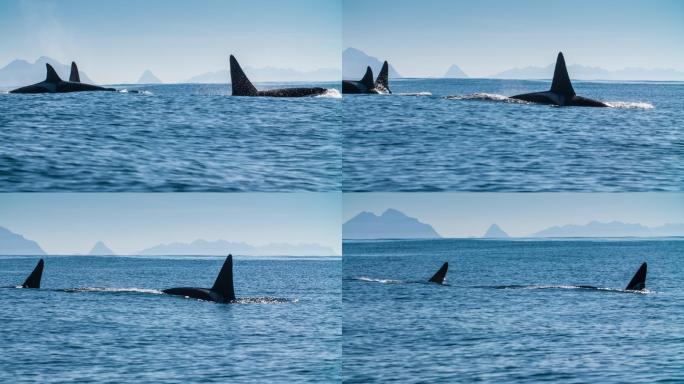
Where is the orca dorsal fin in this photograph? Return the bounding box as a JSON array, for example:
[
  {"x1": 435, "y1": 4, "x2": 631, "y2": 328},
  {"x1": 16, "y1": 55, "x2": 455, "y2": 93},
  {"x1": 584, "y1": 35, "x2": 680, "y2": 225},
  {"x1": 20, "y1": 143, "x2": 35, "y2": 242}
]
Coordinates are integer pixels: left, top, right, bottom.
[
  {"x1": 230, "y1": 55, "x2": 258, "y2": 96},
  {"x1": 360, "y1": 66, "x2": 374, "y2": 88},
  {"x1": 211, "y1": 254, "x2": 236, "y2": 300},
  {"x1": 428, "y1": 262, "x2": 448, "y2": 284},
  {"x1": 69, "y1": 62, "x2": 81, "y2": 82},
  {"x1": 550, "y1": 52, "x2": 575, "y2": 96},
  {"x1": 45, "y1": 64, "x2": 62, "y2": 83},
  {"x1": 22, "y1": 259, "x2": 44, "y2": 289},
  {"x1": 374, "y1": 61, "x2": 390, "y2": 92},
  {"x1": 625, "y1": 262, "x2": 647, "y2": 291}
]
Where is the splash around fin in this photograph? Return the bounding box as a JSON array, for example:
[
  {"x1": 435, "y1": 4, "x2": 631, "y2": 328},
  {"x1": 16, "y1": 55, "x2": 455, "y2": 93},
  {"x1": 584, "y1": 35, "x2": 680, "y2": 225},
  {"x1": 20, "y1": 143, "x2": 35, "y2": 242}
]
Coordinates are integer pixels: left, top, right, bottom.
[{"x1": 21, "y1": 259, "x2": 44, "y2": 289}]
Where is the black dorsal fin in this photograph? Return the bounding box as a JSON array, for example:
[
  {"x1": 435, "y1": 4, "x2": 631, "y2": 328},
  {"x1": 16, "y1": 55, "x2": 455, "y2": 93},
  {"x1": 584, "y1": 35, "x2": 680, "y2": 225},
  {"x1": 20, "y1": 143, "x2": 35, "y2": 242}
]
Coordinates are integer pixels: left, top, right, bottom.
[
  {"x1": 69, "y1": 62, "x2": 81, "y2": 82},
  {"x1": 229, "y1": 55, "x2": 258, "y2": 96},
  {"x1": 360, "y1": 66, "x2": 374, "y2": 88},
  {"x1": 22, "y1": 259, "x2": 44, "y2": 289},
  {"x1": 211, "y1": 254, "x2": 236, "y2": 300},
  {"x1": 550, "y1": 52, "x2": 575, "y2": 96},
  {"x1": 428, "y1": 262, "x2": 448, "y2": 284},
  {"x1": 374, "y1": 61, "x2": 390, "y2": 92},
  {"x1": 625, "y1": 262, "x2": 647, "y2": 291},
  {"x1": 45, "y1": 64, "x2": 61, "y2": 83}
]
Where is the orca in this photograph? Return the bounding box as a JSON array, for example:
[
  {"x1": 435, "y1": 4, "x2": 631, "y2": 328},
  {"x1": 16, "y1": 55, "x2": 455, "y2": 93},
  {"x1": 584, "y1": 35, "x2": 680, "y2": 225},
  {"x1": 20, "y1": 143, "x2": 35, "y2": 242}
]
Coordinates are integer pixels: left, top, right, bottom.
[
  {"x1": 163, "y1": 254, "x2": 237, "y2": 303},
  {"x1": 428, "y1": 262, "x2": 448, "y2": 284},
  {"x1": 230, "y1": 55, "x2": 327, "y2": 97},
  {"x1": 342, "y1": 61, "x2": 391, "y2": 94},
  {"x1": 624, "y1": 262, "x2": 647, "y2": 291},
  {"x1": 21, "y1": 259, "x2": 44, "y2": 289},
  {"x1": 510, "y1": 52, "x2": 608, "y2": 107},
  {"x1": 10, "y1": 63, "x2": 115, "y2": 94}
]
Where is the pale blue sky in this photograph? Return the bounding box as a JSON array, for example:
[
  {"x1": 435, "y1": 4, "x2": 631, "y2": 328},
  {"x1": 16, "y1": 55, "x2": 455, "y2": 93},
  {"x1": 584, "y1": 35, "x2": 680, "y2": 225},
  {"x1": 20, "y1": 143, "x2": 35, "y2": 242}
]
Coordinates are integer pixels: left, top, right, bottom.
[
  {"x1": 0, "y1": 0, "x2": 341, "y2": 84},
  {"x1": 344, "y1": 0, "x2": 684, "y2": 77},
  {"x1": 0, "y1": 194, "x2": 341, "y2": 255},
  {"x1": 344, "y1": 193, "x2": 684, "y2": 238}
]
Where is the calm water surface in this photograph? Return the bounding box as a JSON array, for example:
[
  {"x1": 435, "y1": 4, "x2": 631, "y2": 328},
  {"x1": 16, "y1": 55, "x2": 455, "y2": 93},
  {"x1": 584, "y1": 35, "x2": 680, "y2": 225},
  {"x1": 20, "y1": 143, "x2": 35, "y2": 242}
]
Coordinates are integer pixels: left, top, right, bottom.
[
  {"x1": 343, "y1": 239, "x2": 684, "y2": 383},
  {"x1": 0, "y1": 256, "x2": 341, "y2": 383},
  {"x1": 0, "y1": 83, "x2": 341, "y2": 191},
  {"x1": 343, "y1": 79, "x2": 683, "y2": 191}
]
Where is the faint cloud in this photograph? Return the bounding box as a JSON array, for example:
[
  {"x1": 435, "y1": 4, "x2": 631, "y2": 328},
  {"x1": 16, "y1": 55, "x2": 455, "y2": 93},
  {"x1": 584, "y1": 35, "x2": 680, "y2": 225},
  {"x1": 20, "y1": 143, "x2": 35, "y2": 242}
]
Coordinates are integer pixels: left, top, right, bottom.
[{"x1": 19, "y1": 0, "x2": 76, "y2": 61}]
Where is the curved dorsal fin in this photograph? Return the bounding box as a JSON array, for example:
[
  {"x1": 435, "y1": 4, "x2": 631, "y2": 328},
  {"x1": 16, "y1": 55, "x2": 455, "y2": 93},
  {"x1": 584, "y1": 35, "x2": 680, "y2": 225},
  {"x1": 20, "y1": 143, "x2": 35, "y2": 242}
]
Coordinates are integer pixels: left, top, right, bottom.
[
  {"x1": 550, "y1": 52, "x2": 575, "y2": 96},
  {"x1": 69, "y1": 61, "x2": 81, "y2": 82},
  {"x1": 211, "y1": 254, "x2": 236, "y2": 300},
  {"x1": 22, "y1": 259, "x2": 44, "y2": 289},
  {"x1": 229, "y1": 55, "x2": 258, "y2": 96},
  {"x1": 625, "y1": 262, "x2": 647, "y2": 291},
  {"x1": 45, "y1": 64, "x2": 62, "y2": 83},
  {"x1": 428, "y1": 262, "x2": 448, "y2": 284},
  {"x1": 360, "y1": 66, "x2": 374, "y2": 88},
  {"x1": 374, "y1": 61, "x2": 390, "y2": 91}
]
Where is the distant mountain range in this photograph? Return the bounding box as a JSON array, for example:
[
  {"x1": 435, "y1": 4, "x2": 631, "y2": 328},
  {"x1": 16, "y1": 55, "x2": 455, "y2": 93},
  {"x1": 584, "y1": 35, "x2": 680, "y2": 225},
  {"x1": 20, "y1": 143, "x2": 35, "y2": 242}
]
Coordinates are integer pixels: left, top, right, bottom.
[
  {"x1": 342, "y1": 48, "x2": 402, "y2": 79},
  {"x1": 186, "y1": 67, "x2": 340, "y2": 84},
  {"x1": 530, "y1": 221, "x2": 684, "y2": 238},
  {"x1": 137, "y1": 70, "x2": 162, "y2": 84},
  {"x1": 343, "y1": 209, "x2": 441, "y2": 239},
  {"x1": 0, "y1": 226, "x2": 46, "y2": 255},
  {"x1": 135, "y1": 239, "x2": 336, "y2": 256},
  {"x1": 443, "y1": 64, "x2": 468, "y2": 78},
  {"x1": 483, "y1": 224, "x2": 509, "y2": 238},
  {"x1": 492, "y1": 63, "x2": 684, "y2": 81},
  {"x1": 0, "y1": 57, "x2": 95, "y2": 87},
  {"x1": 88, "y1": 241, "x2": 115, "y2": 255}
]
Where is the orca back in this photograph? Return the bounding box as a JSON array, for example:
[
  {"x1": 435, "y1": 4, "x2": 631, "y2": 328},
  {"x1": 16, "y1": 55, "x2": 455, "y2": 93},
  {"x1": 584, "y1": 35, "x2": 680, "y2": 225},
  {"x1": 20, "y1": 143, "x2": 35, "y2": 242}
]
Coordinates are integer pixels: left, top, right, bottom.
[
  {"x1": 230, "y1": 55, "x2": 258, "y2": 96},
  {"x1": 428, "y1": 262, "x2": 448, "y2": 284},
  {"x1": 625, "y1": 262, "x2": 647, "y2": 291},
  {"x1": 69, "y1": 62, "x2": 81, "y2": 83},
  {"x1": 550, "y1": 52, "x2": 575, "y2": 96},
  {"x1": 211, "y1": 254, "x2": 236, "y2": 301},
  {"x1": 22, "y1": 259, "x2": 44, "y2": 289}
]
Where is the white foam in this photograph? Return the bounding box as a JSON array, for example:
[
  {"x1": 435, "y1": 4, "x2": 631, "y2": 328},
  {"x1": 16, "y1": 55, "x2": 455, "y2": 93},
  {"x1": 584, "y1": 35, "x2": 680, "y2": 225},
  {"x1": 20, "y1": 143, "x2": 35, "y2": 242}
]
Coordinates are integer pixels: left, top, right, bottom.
[
  {"x1": 397, "y1": 92, "x2": 432, "y2": 96},
  {"x1": 355, "y1": 276, "x2": 402, "y2": 284},
  {"x1": 445, "y1": 93, "x2": 529, "y2": 104},
  {"x1": 65, "y1": 287, "x2": 163, "y2": 294},
  {"x1": 605, "y1": 101, "x2": 654, "y2": 109},
  {"x1": 316, "y1": 88, "x2": 341, "y2": 98}
]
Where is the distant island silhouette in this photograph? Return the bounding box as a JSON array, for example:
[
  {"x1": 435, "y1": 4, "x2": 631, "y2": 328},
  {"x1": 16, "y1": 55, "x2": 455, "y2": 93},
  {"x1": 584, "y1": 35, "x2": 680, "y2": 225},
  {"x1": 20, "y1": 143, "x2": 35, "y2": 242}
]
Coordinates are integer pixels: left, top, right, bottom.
[
  {"x1": 343, "y1": 209, "x2": 441, "y2": 239},
  {"x1": 342, "y1": 48, "x2": 402, "y2": 80},
  {"x1": 0, "y1": 226, "x2": 46, "y2": 255}
]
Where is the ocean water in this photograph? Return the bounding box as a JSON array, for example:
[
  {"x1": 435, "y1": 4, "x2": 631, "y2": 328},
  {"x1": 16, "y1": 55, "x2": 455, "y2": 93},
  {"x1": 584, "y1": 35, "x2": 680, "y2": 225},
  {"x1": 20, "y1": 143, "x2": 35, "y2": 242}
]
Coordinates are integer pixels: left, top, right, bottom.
[
  {"x1": 343, "y1": 239, "x2": 684, "y2": 383},
  {"x1": 343, "y1": 79, "x2": 684, "y2": 191},
  {"x1": 0, "y1": 256, "x2": 341, "y2": 383},
  {"x1": 0, "y1": 83, "x2": 341, "y2": 191}
]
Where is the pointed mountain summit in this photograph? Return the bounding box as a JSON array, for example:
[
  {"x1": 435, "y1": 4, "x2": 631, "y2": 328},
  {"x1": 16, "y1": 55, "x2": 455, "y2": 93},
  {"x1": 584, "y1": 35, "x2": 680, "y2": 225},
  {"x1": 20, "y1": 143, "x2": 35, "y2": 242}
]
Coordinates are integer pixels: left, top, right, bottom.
[
  {"x1": 0, "y1": 226, "x2": 46, "y2": 255},
  {"x1": 137, "y1": 70, "x2": 162, "y2": 84},
  {"x1": 483, "y1": 224, "x2": 509, "y2": 238},
  {"x1": 343, "y1": 209, "x2": 441, "y2": 239},
  {"x1": 88, "y1": 241, "x2": 115, "y2": 255},
  {"x1": 443, "y1": 64, "x2": 468, "y2": 78}
]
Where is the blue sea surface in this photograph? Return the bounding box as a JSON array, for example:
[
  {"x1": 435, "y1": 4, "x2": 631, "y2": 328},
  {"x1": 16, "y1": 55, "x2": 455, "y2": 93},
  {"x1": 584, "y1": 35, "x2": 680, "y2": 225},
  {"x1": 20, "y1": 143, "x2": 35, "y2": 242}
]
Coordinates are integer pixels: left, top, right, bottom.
[
  {"x1": 0, "y1": 256, "x2": 341, "y2": 383},
  {"x1": 343, "y1": 79, "x2": 684, "y2": 191},
  {"x1": 343, "y1": 239, "x2": 684, "y2": 383},
  {"x1": 0, "y1": 83, "x2": 341, "y2": 191}
]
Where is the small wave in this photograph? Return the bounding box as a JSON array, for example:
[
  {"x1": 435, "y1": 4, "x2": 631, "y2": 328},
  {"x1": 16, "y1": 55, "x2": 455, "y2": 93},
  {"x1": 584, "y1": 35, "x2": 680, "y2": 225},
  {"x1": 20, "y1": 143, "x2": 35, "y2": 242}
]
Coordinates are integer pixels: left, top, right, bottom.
[
  {"x1": 355, "y1": 276, "x2": 403, "y2": 284},
  {"x1": 445, "y1": 93, "x2": 529, "y2": 103},
  {"x1": 234, "y1": 297, "x2": 297, "y2": 304},
  {"x1": 63, "y1": 287, "x2": 163, "y2": 294},
  {"x1": 396, "y1": 92, "x2": 432, "y2": 96},
  {"x1": 117, "y1": 89, "x2": 153, "y2": 95},
  {"x1": 605, "y1": 101, "x2": 654, "y2": 109},
  {"x1": 316, "y1": 88, "x2": 341, "y2": 98},
  {"x1": 493, "y1": 285, "x2": 653, "y2": 294}
]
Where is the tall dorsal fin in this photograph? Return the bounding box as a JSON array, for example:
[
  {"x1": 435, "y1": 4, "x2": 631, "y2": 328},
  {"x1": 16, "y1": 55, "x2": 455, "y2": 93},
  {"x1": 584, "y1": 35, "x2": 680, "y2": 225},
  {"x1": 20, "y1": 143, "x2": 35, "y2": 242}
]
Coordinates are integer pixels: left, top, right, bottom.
[
  {"x1": 360, "y1": 66, "x2": 374, "y2": 88},
  {"x1": 229, "y1": 55, "x2": 258, "y2": 96},
  {"x1": 211, "y1": 254, "x2": 236, "y2": 300},
  {"x1": 22, "y1": 259, "x2": 44, "y2": 289},
  {"x1": 428, "y1": 262, "x2": 448, "y2": 284},
  {"x1": 550, "y1": 52, "x2": 575, "y2": 96},
  {"x1": 374, "y1": 61, "x2": 390, "y2": 92},
  {"x1": 625, "y1": 262, "x2": 647, "y2": 291},
  {"x1": 45, "y1": 64, "x2": 62, "y2": 83},
  {"x1": 69, "y1": 62, "x2": 81, "y2": 82}
]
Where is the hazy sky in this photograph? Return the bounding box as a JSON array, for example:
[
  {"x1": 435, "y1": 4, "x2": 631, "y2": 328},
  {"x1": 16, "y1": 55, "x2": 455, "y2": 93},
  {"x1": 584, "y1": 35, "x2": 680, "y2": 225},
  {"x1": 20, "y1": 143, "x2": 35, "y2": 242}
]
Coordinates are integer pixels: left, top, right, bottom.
[
  {"x1": 0, "y1": 0, "x2": 341, "y2": 84},
  {"x1": 0, "y1": 194, "x2": 341, "y2": 255},
  {"x1": 343, "y1": 193, "x2": 684, "y2": 238},
  {"x1": 344, "y1": 0, "x2": 684, "y2": 77}
]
